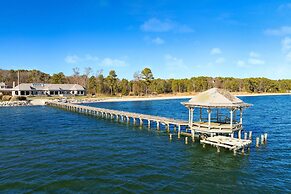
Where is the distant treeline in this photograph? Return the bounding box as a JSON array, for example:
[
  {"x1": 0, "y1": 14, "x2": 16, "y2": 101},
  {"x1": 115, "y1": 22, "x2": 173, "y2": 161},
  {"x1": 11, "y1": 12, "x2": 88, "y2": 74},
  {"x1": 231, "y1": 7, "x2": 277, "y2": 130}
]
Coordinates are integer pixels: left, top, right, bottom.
[{"x1": 1, "y1": 68, "x2": 291, "y2": 96}]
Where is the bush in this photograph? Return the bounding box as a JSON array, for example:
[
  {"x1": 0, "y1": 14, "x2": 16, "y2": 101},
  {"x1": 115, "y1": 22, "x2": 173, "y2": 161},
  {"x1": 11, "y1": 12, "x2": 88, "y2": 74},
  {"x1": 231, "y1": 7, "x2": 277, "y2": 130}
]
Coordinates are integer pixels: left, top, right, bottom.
[
  {"x1": 2, "y1": 95, "x2": 12, "y2": 101},
  {"x1": 11, "y1": 96, "x2": 27, "y2": 101}
]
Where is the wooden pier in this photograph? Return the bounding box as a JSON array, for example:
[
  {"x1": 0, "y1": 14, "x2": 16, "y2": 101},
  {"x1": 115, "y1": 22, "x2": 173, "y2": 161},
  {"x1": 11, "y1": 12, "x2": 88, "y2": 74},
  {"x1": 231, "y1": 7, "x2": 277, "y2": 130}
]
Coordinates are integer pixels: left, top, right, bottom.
[
  {"x1": 46, "y1": 97, "x2": 253, "y2": 154},
  {"x1": 46, "y1": 101, "x2": 189, "y2": 133}
]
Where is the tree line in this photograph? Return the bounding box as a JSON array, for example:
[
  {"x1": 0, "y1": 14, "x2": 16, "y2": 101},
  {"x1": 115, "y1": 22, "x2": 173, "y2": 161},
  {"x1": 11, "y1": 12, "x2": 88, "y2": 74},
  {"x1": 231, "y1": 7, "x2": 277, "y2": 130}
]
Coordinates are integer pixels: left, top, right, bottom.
[{"x1": 0, "y1": 68, "x2": 291, "y2": 96}]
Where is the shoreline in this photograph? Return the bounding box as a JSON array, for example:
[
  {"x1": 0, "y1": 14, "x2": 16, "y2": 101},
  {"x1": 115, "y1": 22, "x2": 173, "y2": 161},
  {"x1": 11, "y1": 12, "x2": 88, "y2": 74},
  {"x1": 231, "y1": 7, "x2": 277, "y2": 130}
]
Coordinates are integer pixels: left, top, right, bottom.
[
  {"x1": 71, "y1": 92, "x2": 291, "y2": 103},
  {"x1": 1, "y1": 92, "x2": 290, "y2": 106}
]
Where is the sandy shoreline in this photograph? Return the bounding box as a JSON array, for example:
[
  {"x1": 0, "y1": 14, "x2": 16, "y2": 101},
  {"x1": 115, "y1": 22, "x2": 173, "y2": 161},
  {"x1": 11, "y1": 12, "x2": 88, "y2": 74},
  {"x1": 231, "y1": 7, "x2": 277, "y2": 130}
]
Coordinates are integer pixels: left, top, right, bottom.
[
  {"x1": 77, "y1": 92, "x2": 291, "y2": 103},
  {"x1": 1, "y1": 92, "x2": 290, "y2": 106}
]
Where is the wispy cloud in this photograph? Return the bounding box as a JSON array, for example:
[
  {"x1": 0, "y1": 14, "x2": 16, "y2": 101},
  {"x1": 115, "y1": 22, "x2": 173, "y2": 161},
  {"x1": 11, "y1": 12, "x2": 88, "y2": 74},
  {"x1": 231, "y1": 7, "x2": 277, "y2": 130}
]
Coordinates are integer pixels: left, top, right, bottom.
[
  {"x1": 215, "y1": 57, "x2": 225, "y2": 64},
  {"x1": 140, "y1": 18, "x2": 193, "y2": 33},
  {"x1": 100, "y1": 58, "x2": 127, "y2": 67},
  {"x1": 236, "y1": 60, "x2": 246, "y2": 67},
  {"x1": 210, "y1": 48, "x2": 222, "y2": 55},
  {"x1": 278, "y1": 3, "x2": 291, "y2": 11},
  {"x1": 281, "y1": 37, "x2": 291, "y2": 51},
  {"x1": 248, "y1": 51, "x2": 265, "y2": 65},
  {"x1": 164, "y1": 54, "x2": 185, "y2": 68},
  {"x1": 265, "y1": 26, "x2": 291, "y2": 36},
  {"x1": 65, "y1": 54, "x2": 128, "y2": 67},
  {"x1": 237, "y1": 52, "x2": 265, "y2": 67},
  {"x1": 151, "y1": 37, "x2": 165, "y2": 45},
  {"x1": 249, "y1": 51, "x2": 260, "y2": 58},
  {"x1": 281, "y1": 37, "x2": 291, "y2": 62},
  {"x1": 248, "y1": 58, "x2": 265, "y2": 65},
  {"x1": 65, "y1": 55, "x2": 80, "y2": 64}
]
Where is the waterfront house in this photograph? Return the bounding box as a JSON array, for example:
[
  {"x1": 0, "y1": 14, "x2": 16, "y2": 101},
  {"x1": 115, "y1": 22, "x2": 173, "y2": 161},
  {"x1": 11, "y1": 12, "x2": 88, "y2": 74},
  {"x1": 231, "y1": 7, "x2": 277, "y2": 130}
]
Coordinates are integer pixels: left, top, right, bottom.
[{"x1": 11, "y1": 83, "x2": 86, "y2": 96}]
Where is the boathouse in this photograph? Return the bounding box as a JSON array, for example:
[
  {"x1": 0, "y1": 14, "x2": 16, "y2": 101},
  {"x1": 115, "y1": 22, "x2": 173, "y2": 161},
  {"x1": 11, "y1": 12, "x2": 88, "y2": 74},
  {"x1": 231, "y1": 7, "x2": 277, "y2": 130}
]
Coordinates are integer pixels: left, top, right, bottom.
[
  {"x1": 182, "y1": 88, "x2": 252, "y2": 137},
  {"x1": 11, "y1": 83, "x2": 86, "y2": 96}
]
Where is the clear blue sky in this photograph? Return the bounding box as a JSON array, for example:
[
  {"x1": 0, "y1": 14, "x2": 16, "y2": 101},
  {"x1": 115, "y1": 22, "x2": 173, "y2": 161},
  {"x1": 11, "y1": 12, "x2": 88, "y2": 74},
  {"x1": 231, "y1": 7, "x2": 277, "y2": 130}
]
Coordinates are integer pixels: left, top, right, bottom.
[{"x1": 0, "y1": 0, "x2": 291, "y2": 79}]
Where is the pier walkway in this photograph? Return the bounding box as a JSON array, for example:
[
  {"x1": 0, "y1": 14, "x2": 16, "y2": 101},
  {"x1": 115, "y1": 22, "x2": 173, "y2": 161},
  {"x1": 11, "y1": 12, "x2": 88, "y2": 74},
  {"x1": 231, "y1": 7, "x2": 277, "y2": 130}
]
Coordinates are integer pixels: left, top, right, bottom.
[{"x1": 46, "y1": 101, "x2": 189, "y2": 132}]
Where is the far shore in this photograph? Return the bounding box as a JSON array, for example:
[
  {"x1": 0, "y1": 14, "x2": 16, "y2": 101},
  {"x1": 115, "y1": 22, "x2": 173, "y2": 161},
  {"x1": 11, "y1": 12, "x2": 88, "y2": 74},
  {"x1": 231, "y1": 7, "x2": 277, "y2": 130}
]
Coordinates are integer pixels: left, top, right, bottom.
[
  {"x1": 58, "y1": 92, "x2": 291, "y2": 104},
  {"x1": 1, "y1": 92, "x2": 290, "y2": 107}
]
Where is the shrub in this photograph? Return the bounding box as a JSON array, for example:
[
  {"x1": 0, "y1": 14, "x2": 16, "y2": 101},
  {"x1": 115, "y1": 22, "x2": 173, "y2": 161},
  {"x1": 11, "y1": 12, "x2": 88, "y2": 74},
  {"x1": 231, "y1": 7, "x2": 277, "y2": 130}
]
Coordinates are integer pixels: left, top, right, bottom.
[{"x1": 2, "y1": 95, "x2": 12, "y2": 101}]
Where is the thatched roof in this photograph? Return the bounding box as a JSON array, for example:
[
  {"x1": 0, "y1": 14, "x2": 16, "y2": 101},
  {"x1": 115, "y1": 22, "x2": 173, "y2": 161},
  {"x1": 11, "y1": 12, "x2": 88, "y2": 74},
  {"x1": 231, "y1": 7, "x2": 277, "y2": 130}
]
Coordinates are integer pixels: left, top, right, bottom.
[{"x1": 182, "y1": 88, "x2": 251, "y2": 108}]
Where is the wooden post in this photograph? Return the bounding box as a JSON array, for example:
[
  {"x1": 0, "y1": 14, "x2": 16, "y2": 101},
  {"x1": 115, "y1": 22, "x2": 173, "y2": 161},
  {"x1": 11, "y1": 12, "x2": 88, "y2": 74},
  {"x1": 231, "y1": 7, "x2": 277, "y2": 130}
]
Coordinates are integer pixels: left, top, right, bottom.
[
  {"x1": 238, "y1": 130, "x2": 241, "y2": 139},
  {"x1": 264, "y1": 133, "x2": 268, "y2": 143},
  {"x1": 239, "y1": 108, "x2": 243, "y2": 124},
  {"x1": 233, "y1": 149, "x2": 237, "y2": 156},
  {"x1": 203, "y1": 143, "x2": 205, "y2": 148},
  {"x1": 199, "y1": 107, "x2": 202, "y2": 122},
  {"x1": 261, "y1": 134, "x2": 264, "y2": 144},
  {"x1": 191, "y1": 130, "x2": 195, "y2": 142},
  {"x1": 185, "y1": 137, "x2": 188, "y2": 144},
  {"x1": 178, "y1": 125, "x2": 181, "y2": 139},
  {"x1": 249, "y1": 131, "x2": 252, "y2": 140},
  {"x1": 231, "y1": 133, "x2": 234, "y2": 138},
  {"x1": 256, "y1": 137, "x2": 260, "y2": 147},
  {"x1": 148, "y1": 120, "x2": 151, "y2": 128},
  {"x1": 207, "y1": 108, "x2": 211, "y2": 130},
  {"x1": 140, "y1": 118, "x2": 143, "y2": 126},
  {"x1": 169, "y1": 133, "x2": 172, "y2": 140},
  {"x1": 217, "y1": 146, "x2": 220, "y2": 153},
  {"x1": 241, "y1": 146, "x2": 245, "y2": 155},
  {"x1": 230, "y1": 109, "x2": 233, "y2": 129},
  {"x1": 133, "y1": 118, "x2": 136, "y2": 125},
  {"x1": 157, "y1": 121, "x2": 160, "y2": 130},
  {"x1": 244, "y1": 132, "x2": 247, "y2": 140}
]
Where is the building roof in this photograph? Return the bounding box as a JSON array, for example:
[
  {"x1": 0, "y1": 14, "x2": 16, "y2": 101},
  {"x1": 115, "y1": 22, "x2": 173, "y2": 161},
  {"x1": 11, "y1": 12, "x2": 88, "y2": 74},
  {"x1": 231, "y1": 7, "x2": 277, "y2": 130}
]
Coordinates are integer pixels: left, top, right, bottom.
[
  {"x1": 182, "y1": 88, "x2": 252, "y2": 108},
  {"x1": 13, "y1": 83, "x2": 85, "y2": 91}
]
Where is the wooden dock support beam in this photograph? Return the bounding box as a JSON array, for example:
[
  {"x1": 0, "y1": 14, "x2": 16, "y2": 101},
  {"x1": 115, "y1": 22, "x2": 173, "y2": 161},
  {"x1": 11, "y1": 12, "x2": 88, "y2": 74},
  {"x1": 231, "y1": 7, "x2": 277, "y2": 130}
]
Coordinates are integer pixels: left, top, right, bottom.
[
  {"x1": 185, "y1": 137, "x2": 188, "y2": 144},
  {"x1": 256, "y1": 137, "x2": 260, "y2": 147}
]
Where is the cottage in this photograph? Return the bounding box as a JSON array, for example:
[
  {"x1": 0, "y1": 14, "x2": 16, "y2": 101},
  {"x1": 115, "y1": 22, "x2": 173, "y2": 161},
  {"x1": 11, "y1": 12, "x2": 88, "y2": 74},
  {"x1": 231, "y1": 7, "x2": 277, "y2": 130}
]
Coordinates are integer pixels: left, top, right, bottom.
[{"x1": 11, "y1": 83, "x2": 86, "y2": 96}]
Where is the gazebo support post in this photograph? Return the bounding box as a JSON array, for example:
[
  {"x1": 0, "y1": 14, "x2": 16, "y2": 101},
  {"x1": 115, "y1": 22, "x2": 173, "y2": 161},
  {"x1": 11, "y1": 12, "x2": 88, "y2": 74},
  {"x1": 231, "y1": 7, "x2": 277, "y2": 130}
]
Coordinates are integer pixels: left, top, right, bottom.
[
  {"x1": 239, "y1": 108, "x2": 243, "y2": 124},
  {"x1": 230, "y1": 109, "x2": 233, "y2": 129},
  {"x1": 199, "y1": 107, "x2": 202, "y2": 122},
  {"x1": 207, "y1": 108, "x2": 211, "y2": 130},
  {"x1": 189, "y1": 107, "x2": 194, "y2": 129}
]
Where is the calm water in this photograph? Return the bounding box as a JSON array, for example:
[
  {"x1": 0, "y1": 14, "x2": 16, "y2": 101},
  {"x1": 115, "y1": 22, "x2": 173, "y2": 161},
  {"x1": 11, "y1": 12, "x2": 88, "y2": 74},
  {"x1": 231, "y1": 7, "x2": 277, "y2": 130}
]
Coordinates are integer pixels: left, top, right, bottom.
[{"x1": 0, "y1": 96, "x2": 290, "y2": 193}]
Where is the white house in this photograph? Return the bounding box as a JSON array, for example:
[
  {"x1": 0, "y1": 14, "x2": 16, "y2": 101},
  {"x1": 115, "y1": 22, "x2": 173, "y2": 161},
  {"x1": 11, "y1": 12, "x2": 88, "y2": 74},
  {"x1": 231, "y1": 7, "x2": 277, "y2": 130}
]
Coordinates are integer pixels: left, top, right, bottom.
[{"x1": 12, "y1": 83, "x2": 86, "y2": 96}]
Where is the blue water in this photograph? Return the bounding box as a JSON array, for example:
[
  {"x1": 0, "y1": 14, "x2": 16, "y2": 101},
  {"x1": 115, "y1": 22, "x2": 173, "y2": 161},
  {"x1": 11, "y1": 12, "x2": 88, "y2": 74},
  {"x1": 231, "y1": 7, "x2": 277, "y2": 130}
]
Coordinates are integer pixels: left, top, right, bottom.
[{"x1": 0, "y1": 96, "x2": 290, "y2": 193}]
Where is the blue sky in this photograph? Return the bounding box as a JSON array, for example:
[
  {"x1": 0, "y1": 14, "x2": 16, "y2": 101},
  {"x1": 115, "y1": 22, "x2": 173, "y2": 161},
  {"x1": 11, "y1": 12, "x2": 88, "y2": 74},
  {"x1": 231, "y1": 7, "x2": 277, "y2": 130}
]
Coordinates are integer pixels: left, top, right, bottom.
[{"x1": 0, "y1": 0, "x2": 291, "y2": 79}]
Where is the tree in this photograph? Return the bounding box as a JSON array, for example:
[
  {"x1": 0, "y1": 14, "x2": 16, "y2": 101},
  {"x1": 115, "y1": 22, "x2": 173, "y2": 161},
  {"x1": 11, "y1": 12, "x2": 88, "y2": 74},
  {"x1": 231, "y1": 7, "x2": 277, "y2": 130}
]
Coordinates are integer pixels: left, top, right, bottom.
[
  {"x1": 118, "y1": 79, "x2": 130, "y2": 96},
  {"x1": 72, "y1": 67, "x2": 80, "y2": 84},
  {"x1": 133, "y1": 71, "x2": 142, "y2": 96},
  {"x1": 50, "y1": 72, "x2": 66, "y2": 84},
  {"x1": 141, "y1": 67, "x2": 154, "y2": 95},
  {"x1": 88, "y1": 76, "x2": 97, "y2": 95},
  {"x1": 107, "y1": 70, "x2": 118, "y2": 95}
]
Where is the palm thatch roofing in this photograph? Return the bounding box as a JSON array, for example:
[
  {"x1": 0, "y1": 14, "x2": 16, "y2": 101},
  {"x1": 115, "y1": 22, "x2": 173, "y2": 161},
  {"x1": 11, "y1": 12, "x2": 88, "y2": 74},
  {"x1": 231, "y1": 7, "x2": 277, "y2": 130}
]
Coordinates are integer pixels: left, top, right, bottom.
[{"x1": 182, "y1": 88, "x2": 252, "y2": 108}]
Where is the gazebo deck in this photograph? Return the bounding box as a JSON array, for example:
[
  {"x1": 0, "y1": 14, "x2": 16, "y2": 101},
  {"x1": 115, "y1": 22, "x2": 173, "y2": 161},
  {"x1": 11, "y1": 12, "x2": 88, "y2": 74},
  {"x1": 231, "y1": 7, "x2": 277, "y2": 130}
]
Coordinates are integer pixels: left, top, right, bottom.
[
  {"x1": 191, "y1": 121, "x2": 242, "y2": 133},
  {"x1": 200, "y1": 135, "x2": 252, "y2": 151}
]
